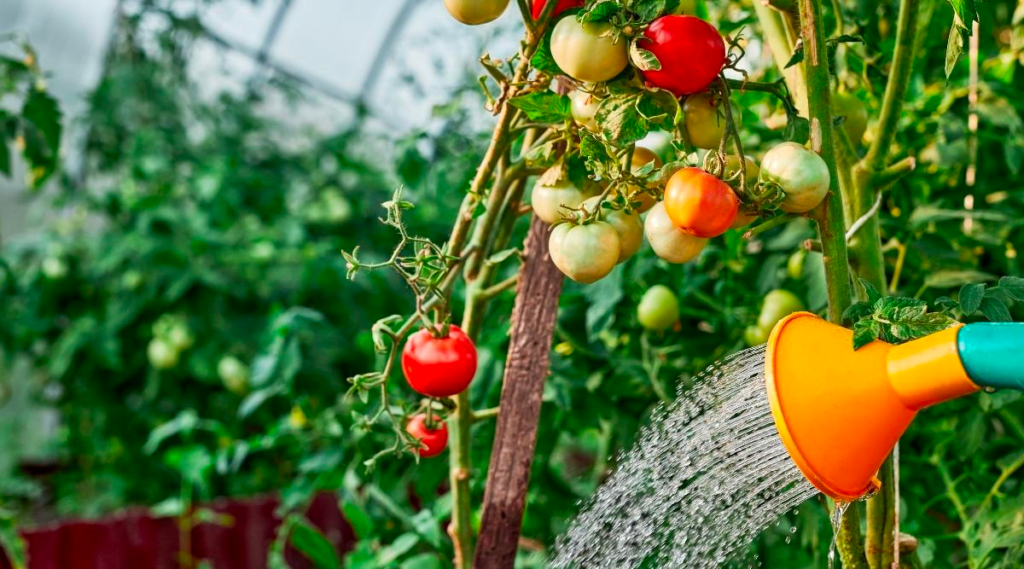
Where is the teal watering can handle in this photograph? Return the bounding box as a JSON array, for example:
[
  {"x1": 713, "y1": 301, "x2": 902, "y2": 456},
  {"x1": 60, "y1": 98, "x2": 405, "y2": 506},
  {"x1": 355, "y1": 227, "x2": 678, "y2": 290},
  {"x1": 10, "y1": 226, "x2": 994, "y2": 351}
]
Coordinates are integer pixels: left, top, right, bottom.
[{"x1": 958, "y1": 323, "x2": 1024, "y2": 391}]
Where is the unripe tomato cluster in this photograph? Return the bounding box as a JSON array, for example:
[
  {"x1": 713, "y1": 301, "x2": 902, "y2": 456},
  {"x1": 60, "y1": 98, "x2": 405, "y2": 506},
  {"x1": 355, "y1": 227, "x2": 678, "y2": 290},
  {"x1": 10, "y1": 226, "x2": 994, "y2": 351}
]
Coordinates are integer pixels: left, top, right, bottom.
[
  {"x1": 147, "y1": 315, "x2": 194, "y2": 371},
  {"x1": 400, "y1": 325, "x2": 479, "y2": 457}
]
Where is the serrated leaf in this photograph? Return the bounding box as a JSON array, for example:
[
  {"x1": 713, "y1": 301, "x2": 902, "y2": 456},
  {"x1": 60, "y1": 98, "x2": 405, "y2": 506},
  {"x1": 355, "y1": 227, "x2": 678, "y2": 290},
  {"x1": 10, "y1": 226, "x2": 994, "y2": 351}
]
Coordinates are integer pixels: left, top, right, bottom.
[
  {"x1": 582, "y1": 0, "x2": 620, "y2": 22},
  {"x1": 853, "y1": 319, "x2": 881, "y2": 350},
  {"x1": 980, "y1": 297, "x2": 1013, "y2": 322},
  {"x1": 842, "y1": 301, "x2": 874, "y2": 324},
  {"x1": 933, "y1": 296, "x2": 959, "y2": 313},
  {"x1": 861, "y1": 278, "x2": 882, "y2": 305},
  {"x1": 508, "y1": 91, "x2": 572, "y2": 123},
  {"x1": 910, "y1": 312, "x2": 958, "y2": 336},
  {"x1": 629, "y1": 41, "x2": 662, "y2": 71},
  {"x1": 596, "y1": 93, "x2": 651, "y2": 145},
  {"x1": 959, "y1": 282, "x2": 986, "y2": 315},
  {"x1": 874, "y1": 296, "x2": 927, "y2": 321},
  {"x1": 631, "y1": 0, "x2": 669, "y2": 21},
  {"x1": 531, "y1": 30, "x2": 562, "y2": 75}
]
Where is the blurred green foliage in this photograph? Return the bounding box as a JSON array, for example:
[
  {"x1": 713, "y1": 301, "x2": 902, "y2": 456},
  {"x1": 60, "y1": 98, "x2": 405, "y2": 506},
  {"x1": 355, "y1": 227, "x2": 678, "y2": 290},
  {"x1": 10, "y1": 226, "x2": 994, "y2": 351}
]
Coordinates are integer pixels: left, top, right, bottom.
[{"x1": 0, "y1": 1, "x2": 1022, "y2": 568}]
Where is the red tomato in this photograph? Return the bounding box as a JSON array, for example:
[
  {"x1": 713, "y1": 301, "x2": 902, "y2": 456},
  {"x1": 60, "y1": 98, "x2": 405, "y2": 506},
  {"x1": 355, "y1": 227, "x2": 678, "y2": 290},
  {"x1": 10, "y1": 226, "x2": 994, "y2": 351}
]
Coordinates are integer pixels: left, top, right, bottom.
[
  {"x1": 640, "y1": 16, "x2": 727, "y2": 97},
  {"x1": 406, "y1": 414, "x2": 449, "y2": 458},
  {"x1": 401, "y1": 325, "x2": 478, "y2": 397},
  {"x1": 532, "y1": 0, "x2": 584, "y2": 20},
  {"x1": 663, "y1": 167, "x2": 739, "y2": 238}
]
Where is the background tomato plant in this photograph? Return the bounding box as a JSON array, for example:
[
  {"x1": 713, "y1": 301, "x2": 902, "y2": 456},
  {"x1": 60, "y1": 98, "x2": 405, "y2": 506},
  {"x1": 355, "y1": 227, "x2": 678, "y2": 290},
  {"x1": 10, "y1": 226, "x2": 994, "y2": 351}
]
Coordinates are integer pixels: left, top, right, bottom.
[{"x1": 1, "y1": 0, "x2": 1023, "y2": 568}]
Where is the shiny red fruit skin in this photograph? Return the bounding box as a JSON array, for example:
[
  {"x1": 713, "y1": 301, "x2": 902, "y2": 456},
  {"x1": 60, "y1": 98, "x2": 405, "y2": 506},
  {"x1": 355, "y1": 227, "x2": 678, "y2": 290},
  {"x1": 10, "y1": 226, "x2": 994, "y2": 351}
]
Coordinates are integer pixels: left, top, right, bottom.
[
  {"x1": 640, "y1": 16, "x2": 727, "y2": 97},
  {"x1": 401, "y1": 325, "x2": 478, "y2": 397},
  {"x1": 406, "y1": 414, "x2": 449, "y2": 458},
  {"x1": 531, "y1": 0, "x2": 584, "y2": 19}
]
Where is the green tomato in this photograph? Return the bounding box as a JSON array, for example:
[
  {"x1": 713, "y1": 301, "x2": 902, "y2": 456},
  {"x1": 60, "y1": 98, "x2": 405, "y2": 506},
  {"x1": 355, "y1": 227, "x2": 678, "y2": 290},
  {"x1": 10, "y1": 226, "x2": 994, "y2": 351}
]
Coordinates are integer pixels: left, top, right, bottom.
[
  {"x1": 549, "y1": 221, "x2": 620, "y2": 284},
  {"x1": 531, "y1": 179, "x2": 591, "y2": 224},
  {"x1": 570, "y1": 89, "x2": 600, "y2": 132},
  {"x1": 638, "y1": 285, "x2": 680, "y2": 331},
  {"x1": 759, "y1": 142, "x2": 830, "y2": 213},
  {"x1": 148, "y1": 338, "x2": 180, "y2": 370},
  {"x1": 218, "y1": 356, "x2": 250, "y2": 395},
  {"x1": 744, "y1": 324, "x2": 771, "y2": 346},
  {"x1": 581, "y1": 197, "x2": 643, "y2": 263},
  {"x1": 787, "y1": 249, "x2": 807, "y2": 280},
  {"x1": 643, "y1": 202, "x2": 708, "y2": 264},
  {"x1": 41, "y1": 257, "x2": 68, "y2": 280},
  {"x1": 321, "y1": 188, "x2": 353, "y2": 224},
  {"x1": 683, "y1": 92, "x2": 737, "y2": 150},
  {"x1": 833, "y1": 92, "x2": 868, "y2": 144},
  {"x1": 167, "y1": 323, "x2": 194, "y2": 352},
  {"x1": 550, "y1": 18, "x2": 628, "y2": 83},
  {"x1": 757, "y1": 289, "x2": 806, "y2": 331}
]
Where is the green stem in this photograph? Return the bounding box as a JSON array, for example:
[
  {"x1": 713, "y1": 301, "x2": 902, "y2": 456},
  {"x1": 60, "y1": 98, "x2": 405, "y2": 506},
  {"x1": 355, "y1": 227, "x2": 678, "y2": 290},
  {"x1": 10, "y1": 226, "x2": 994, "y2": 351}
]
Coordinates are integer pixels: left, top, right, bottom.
[
  {"x1": 752, "y1": 0, "x2": 808, "y2": 115},
  {"x1": 797, "y1": 0, "x2": 853, "y2": 324}
]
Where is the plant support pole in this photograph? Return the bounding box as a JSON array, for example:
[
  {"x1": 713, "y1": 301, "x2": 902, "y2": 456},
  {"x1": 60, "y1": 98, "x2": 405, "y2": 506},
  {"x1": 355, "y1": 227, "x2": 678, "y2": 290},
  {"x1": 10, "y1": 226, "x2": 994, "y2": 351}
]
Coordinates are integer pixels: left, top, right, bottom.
[{"x1": 474, "y1": 217, "x2": 564, "y2": 568}]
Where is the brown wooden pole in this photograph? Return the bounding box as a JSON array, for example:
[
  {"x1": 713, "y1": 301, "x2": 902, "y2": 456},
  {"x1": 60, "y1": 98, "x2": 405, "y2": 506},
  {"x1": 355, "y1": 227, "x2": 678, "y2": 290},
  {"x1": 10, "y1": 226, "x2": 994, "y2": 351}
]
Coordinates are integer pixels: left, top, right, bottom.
[{"x1": 473, "y1": 217, "x2": 564, "y2": 568}]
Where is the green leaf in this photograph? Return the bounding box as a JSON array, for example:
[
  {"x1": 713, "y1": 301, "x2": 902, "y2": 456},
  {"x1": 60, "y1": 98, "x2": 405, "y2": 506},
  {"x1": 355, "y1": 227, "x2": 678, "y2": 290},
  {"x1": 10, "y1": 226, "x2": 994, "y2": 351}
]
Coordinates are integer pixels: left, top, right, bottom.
[
  {"x1": 908, "y1": 312, "x2": 958, "y2": 337},
  {"x1": 399, "y1": 554, "x2": 443, "y2": 569},
  {"x1": 583, "y1": 264, "x2": 624, "y2": 341},
  {"x1": 143, "y1": 410, "x2": 199, "y2": 454},
  {"x1": 998, "y1": 276, "x2": 1024, "y2": 301},
  {"x1": 631, "y1": 0, "x2": 668, "y2": 21},
  {"x1": 860, "y1": 278, "x2": 882, "y2": 305},
  {"x1": 238, "y1": 384, "x2": 285, "y2": 418},
  {"x1": 841, "y1": 301, "x2": 874, "y2": 325},
  {"x1": 531, "y1": 31, "x2": 562, "y2": 75},
  {"x1": 784, "y1": 43, "x2": 804, "y2": 69},
  {"x1": 508, "y1": 91, "x2": 572, "y2": 124},
  {"x1": 853, "y1": 319, "x2": 881, "y2": 350},
  {"x1": 376, "y1": 533, "x2": 420, "y2": 566},
  {"x1": 582, "y1": 0, "x2": 620, "y2": 21},
  {"x1": 596, "y1": 93, "x2": 651, "y2": 145},
  {"x1": 959, "y1": 282, "x2": 986, "y2": 315},
  {"x1": 947, "y1": 0, "x2": 980, "y2": 28},
  {"x1": 980, "y1": 297, "x2": 1013, "y2": 322},
  {"x1": 629, "y1": 41, "x2": 662, "y2": 71},
  {"x1": 341, "y1": 501, "x2": 374, "y2": 540},
  {"x1": 874, "y1": 296, "x2": 927, "y2": 321},
  {"x1": 945, "y1": 20, "x2": 966, "y2": 78},
  {"x1": 291, "y1": 518, "x2": 341, "y2": 569},
  {"x1": 925, "y1": 269, "x2": 997, "y2": 289}
]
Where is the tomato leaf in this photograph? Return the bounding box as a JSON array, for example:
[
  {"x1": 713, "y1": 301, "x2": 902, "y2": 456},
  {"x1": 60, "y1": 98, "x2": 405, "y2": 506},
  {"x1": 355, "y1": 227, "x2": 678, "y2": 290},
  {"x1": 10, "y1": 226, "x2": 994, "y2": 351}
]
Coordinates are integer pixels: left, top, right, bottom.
[
  {"x1": 958, "y1": 282, "x2": 986, "y2": 315},
  {"x1": 531, "y1": 30, "x2": 562, "y2": 75},
  {"x1": 581, "y1": 0, "x2": 619, "y2": 22},
  {"x1": 508, "y1": 91, "x2": 571, "y2": 123},
  {"x1": 853, "y1": 319, "x2": 881, "y2": 350},
  {"x1": 874, "y1": 296, "x2": 927, "y2": 322},
  {"x1": 860, "y1": 278, "x2": 882, "y2": 306},
  {"x1": 842, "y1": 301, "x2": 874, "y2": 325},
  {"x1": 997, "y1": 276, "x2": 1024, "y2": 301},
  {"x1": 631, "y1": 0, "x2": 668, "y2": 23},
  {"x1": 629, "y1": 40, "x2": 662, "y2": 71},
  {"x1": 945, "y1": 19, "x2": 967, "y2": 78},
  {"x1": 980, "y1": 297, "x2": 1013, "y2": 322},
  {"x1": 596, "y1": 93, "x2": 651, "y2": 145},
  {"x1": 290, "y1": 518, "x2": 341, "y2": 569}
]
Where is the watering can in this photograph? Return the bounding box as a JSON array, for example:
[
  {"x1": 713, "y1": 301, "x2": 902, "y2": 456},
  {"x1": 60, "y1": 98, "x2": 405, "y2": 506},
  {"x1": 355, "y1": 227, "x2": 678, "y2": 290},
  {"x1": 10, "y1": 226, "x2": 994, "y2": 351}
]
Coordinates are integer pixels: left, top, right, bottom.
[{"x1": 765, "y1": 312, "x2": 1024, "y2": 501}]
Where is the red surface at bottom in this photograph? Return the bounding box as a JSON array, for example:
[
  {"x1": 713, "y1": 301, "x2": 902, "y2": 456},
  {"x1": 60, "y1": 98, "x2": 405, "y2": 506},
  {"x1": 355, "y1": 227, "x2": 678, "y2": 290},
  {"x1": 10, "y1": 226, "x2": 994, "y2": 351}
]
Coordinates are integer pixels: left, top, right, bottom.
[{"x1": 0, "y1": 493, "x2": 353, "y2": 569}]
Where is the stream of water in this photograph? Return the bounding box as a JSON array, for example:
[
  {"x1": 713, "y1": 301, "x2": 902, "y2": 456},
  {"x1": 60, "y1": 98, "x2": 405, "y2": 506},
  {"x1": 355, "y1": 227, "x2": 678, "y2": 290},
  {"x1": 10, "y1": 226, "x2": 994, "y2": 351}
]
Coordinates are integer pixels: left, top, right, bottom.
[{"x1": 551, "y1": 346, "x2": 820, "y2": 569}]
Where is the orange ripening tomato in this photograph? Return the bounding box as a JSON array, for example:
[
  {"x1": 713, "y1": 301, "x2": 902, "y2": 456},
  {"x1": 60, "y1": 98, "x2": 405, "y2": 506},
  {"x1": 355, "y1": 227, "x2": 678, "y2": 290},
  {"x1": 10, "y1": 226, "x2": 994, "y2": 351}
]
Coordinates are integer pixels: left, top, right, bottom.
[{"x1": 663, "y1": 167, "x2": 739, "y2": 238}]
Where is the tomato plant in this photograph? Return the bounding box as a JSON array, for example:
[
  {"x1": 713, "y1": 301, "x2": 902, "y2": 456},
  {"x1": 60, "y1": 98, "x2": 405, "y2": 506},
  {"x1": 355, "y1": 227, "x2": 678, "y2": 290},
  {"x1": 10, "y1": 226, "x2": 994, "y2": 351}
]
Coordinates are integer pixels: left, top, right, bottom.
[
  {"x1": 531, "y1": 178, "x2": 594, "y2": 224},
  {"x1": 663, "y1": 167, "x2": 739, "y2": 238},
  {"x1": 683, "y1": 92, "x2": 733, "y2": 150},
  {"x1": 640, "y1": 16, "x2": 726, "y2": 97},
  {"x1": 581, "y1": 197, "x2": 643, "y2": 262},
  {"x1": 401, "y1": 326, "x2": 478, "y2": 398}
]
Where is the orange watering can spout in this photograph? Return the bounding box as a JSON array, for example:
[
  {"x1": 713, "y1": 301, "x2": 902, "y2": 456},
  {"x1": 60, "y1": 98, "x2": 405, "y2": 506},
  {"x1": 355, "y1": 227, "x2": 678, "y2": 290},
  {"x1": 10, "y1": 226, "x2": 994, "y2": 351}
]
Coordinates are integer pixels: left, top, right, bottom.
[{"x1": 765, "y1": 312, "x2": 1023, "y2": 501}]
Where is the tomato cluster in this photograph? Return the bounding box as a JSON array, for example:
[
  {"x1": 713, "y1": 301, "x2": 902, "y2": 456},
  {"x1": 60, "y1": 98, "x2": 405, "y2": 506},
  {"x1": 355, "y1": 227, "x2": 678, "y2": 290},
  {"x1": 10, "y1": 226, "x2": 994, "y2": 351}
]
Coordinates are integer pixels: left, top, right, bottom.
[{"x1": 399, "y1": 325, "x2": 479, "y2": 458}]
